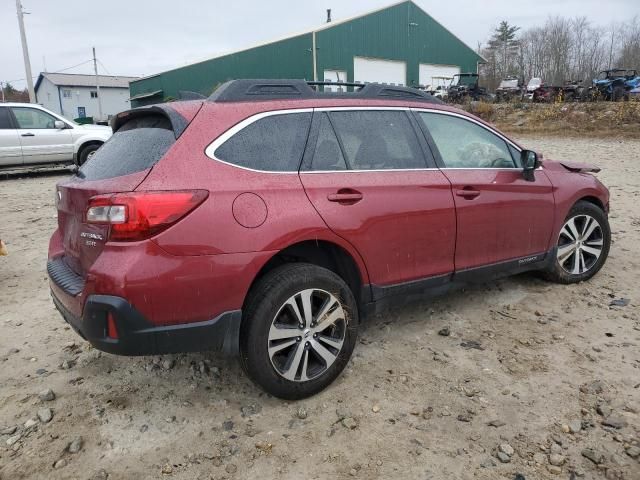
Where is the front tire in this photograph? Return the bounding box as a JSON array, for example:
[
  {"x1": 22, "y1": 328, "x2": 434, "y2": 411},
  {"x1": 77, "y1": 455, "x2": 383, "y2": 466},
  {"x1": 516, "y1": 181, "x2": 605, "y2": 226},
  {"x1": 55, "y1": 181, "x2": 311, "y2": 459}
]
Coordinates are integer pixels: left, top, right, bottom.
[
  {"x1": 240, "y1": 263, "x2": 358, "y2": 400},
  {"x1": 77, "y1": 143, "x2": 101, "y2": 166},
  {"x1": 544, "y1": 201, "x2": 610, "y2": 284}
]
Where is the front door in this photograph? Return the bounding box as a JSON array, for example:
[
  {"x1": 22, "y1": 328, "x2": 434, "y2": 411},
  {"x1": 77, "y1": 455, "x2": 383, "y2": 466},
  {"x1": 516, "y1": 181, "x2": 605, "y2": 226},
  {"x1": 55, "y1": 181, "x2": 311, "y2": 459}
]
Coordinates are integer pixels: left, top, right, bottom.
[
  {"x1": 0, "y1": 106, "x2": 23, "y2": 167},
  {"x1": 300, "y1": 109, "x2": 457, "y2": 290},
  {"x1": 415, "y1": 110, "x2": 555, "y2": 270},
  {"x1": 11, "y1": 106, "x2": 73, "y2": 164}
]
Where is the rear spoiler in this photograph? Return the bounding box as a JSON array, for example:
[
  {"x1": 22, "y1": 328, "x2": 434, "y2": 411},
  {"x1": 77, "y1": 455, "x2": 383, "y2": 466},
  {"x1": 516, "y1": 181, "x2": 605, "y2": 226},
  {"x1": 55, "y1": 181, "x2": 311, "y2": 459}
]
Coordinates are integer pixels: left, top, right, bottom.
[{"x1": 110, "y1": 105, "x2": 190, "y2": 137}]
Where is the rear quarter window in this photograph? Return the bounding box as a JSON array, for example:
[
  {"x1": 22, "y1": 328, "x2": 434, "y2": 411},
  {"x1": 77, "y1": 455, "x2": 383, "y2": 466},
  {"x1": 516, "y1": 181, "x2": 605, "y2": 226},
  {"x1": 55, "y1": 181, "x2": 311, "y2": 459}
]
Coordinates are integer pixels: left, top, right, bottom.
[
  {"x1": 79, "y1": 115, "x2": 175, "y2": 181},
  {"x1": 212, "y1": 112, "x2": 312, "y2": 171}
]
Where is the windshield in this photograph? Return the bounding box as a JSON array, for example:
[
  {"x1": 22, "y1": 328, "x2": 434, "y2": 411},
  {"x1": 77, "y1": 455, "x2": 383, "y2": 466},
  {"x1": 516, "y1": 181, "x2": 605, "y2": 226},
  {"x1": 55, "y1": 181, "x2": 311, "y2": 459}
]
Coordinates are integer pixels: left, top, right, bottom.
[
  {"x1": 499, "y1": 79, "x2": 519, "y2": 89},
  {"x1": 527, "y1": 78, "x2": 542, "y2": 89}
]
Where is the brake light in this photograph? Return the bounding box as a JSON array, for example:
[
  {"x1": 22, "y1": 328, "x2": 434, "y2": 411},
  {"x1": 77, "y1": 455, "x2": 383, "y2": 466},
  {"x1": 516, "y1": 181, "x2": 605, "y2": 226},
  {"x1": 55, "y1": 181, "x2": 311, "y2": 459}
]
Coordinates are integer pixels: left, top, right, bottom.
[{"x1": 86, "y1": 190, "x2": 208, "y2": 241}]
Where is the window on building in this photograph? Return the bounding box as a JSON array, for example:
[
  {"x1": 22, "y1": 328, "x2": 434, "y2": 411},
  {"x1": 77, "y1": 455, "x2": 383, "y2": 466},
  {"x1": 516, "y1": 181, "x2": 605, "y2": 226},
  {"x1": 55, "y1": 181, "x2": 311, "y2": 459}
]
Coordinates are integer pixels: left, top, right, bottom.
[
  {"x1": 213, "y1": 113, "x2": 311, "y2": 171},
  {"x1": 90, "y1": 91, "x2": 98, "y2": 98},
  {"x1": 328, "y1": 110, "x2": 426, "y2": 170},
  {"x1": 62, "y1": 89, "x2": 72, "y2": 98},
  {"x1": 418, "y1": 112, "x2": 517, "y2": 169}
]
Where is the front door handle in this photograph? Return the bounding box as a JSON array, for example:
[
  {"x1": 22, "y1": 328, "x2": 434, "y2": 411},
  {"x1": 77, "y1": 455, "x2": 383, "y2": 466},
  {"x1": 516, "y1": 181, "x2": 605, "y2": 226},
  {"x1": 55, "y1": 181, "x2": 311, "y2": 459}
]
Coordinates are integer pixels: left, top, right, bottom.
[
  {"x1": 21, "y1": 132, "x2": 35, "y2": 137},
  {"x1": 327, "y1": 189, "x2": 363, "y2": 205},
  {"x1": 455, "y1": 187, "x2": 481, "y2": 199}
]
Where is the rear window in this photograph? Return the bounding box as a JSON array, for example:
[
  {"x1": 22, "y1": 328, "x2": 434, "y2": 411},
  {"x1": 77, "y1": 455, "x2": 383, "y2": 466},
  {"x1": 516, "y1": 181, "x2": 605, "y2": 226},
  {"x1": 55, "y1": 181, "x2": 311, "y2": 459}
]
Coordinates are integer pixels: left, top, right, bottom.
[{"x1": 78, "y1": 115, "x2": 175, "y2": 181}]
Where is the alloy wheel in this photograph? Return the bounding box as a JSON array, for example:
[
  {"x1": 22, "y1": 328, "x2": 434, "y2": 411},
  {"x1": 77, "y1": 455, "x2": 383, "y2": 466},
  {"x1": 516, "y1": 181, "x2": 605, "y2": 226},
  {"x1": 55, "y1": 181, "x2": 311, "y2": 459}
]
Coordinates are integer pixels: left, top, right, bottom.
[
  {"x1": 557, "y1": 214, "x2": 604, "y2": 275},
  {"x1": 268, "y1": 289, "x2": 347, "y2": 382}
]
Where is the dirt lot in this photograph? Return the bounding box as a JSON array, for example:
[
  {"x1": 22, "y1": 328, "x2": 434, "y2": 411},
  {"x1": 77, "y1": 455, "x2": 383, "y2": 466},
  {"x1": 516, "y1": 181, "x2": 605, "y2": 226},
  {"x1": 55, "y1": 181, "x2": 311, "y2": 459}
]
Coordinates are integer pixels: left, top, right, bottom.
[{"x1": 1, "y1": 136, "x2": 639, "y2": 480}]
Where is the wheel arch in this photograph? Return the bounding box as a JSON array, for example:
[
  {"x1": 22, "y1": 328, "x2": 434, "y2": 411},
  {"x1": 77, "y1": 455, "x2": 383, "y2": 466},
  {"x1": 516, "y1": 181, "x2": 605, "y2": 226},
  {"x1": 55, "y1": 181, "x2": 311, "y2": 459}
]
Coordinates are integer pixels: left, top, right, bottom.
[
  {"x1": 576, "y1": 195, "x2": 606, "y2": 212},
  {"x1": 75, "y1": 140, "x2": 104, "y2": 163},
  {"x1": 244, "y1": 239, "x2": 371, "y2": 311}
]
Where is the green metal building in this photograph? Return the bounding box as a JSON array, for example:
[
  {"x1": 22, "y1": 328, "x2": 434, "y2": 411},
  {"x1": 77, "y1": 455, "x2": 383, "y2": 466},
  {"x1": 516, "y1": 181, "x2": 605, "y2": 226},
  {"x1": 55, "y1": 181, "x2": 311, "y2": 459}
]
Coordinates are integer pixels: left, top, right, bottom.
[{"x1": 129, "y1": 1, "x2": 483, "y2": 106}]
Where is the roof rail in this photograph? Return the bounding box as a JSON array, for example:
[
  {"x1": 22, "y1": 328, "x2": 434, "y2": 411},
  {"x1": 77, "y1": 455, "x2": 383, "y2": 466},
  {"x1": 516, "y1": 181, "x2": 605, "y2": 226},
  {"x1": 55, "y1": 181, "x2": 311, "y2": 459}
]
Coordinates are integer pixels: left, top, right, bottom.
[{"x1": 207, "y1": 79, "x2": 442, "y2": 104}]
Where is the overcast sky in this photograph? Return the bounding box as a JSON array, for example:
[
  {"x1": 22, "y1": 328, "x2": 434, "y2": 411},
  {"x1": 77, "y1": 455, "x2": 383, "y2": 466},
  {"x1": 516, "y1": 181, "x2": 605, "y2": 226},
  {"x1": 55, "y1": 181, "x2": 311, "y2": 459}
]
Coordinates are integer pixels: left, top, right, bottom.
[{"x1": 1, "y1": 0, "x2": 637, "y2": 87}]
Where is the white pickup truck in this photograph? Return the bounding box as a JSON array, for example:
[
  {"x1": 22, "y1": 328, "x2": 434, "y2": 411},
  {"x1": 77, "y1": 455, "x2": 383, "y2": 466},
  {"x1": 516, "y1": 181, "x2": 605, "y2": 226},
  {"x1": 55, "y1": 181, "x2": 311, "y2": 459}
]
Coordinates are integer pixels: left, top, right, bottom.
[{"x1": 0, "y1": 103, "x2": 112, "y2": 169}]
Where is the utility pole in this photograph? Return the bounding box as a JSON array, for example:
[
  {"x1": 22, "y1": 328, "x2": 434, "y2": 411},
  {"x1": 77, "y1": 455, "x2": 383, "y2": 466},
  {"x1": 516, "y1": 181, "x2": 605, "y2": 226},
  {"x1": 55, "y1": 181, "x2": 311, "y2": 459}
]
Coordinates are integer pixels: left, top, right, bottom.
[
  {"x1": 92, "y1": 47, "x2": 103, "y2": 121},
  {"x1": 1, "y1": 82, "x2": 5, "y2": 103},
  {"x1": 16, "y1": 0, "x2": 35, "y2": 103}
]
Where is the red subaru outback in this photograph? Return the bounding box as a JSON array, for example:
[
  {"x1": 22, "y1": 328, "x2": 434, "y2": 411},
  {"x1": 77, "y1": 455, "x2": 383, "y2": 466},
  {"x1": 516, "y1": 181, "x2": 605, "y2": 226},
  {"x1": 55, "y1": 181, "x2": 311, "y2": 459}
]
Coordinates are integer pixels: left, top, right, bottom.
[{"x1": 48, "y1": 80, "x2": 610, "y2": 399}]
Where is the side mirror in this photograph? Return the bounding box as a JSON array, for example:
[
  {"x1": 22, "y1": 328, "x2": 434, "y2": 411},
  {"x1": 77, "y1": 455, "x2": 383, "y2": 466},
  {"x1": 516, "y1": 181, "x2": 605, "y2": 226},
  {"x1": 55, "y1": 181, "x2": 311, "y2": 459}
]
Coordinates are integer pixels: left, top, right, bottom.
[
  {"x1": 54, "y1": 120, "x2": 66, "y2": 130},
  {"x1": 521, "y1": 150, "x2": 540, "y2": 181}
]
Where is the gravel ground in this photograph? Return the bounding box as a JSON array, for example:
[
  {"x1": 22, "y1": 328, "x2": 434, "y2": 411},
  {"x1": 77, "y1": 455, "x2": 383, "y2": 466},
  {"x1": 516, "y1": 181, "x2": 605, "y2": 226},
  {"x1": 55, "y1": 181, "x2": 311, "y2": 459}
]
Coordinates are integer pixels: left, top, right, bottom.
[{"x1": 1, "y1": 136, "x2": 639, "y2": 480}]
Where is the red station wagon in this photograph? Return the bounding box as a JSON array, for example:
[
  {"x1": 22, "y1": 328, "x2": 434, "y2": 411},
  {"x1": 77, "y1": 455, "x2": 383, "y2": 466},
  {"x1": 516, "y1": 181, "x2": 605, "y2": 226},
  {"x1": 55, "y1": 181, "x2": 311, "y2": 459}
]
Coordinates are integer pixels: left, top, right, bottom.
[{"x1": 48, "y1": 80, "x2": 611, "y2": 399}]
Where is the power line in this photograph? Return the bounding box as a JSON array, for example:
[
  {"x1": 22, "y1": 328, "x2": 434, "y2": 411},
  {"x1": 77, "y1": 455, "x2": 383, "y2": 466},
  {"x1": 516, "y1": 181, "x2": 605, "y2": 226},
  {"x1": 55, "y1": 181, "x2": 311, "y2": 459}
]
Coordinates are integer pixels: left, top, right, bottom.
[
  {"x1": 3, "y1": 59, "x2": 93, "y2": 85},
  {"x1": 97, "y1": 59, "x2": 111, "y2": 75}
]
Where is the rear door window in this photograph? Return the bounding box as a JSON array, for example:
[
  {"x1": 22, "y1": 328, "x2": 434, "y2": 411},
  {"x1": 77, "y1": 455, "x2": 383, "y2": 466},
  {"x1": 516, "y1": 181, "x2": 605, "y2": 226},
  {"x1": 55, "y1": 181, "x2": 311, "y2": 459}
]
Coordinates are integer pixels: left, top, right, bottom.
[
  {"x1": 310, "y1": 113, "x2": 347, "y2": 171},
  {"x1": 213, "y1": 112, "x2": 311, "y2": 171},
  {"x1": 327, "y1": 110, "x2": 426, "y2": 170},
  {"x1": 79, "y1": 114, "x2": 175, "y2": 181}
]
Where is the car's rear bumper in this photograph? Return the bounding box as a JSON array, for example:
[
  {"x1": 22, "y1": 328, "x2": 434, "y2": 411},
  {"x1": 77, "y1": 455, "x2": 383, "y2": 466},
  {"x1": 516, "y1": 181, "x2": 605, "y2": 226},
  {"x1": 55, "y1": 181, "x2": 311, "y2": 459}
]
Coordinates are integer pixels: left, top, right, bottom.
[{"x1": 51, "y1": 289, "x2": 241, "y2": 356}]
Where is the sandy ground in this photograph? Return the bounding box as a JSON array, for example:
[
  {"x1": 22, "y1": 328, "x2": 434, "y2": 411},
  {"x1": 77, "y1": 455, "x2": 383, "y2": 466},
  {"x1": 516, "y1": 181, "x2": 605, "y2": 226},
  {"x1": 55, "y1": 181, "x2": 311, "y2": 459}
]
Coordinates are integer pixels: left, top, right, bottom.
[{"x1": 0, "y1": 136, "x2": 639, "y2": 480}]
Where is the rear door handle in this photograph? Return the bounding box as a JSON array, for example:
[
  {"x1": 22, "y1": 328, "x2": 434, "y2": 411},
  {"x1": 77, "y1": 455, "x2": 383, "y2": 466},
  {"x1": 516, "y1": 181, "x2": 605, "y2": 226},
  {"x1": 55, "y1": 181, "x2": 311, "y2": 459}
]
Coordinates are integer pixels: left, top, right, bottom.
[
  {"x1": 327, "y1": 189, "x2": 363, "y2": 204},
  {"x1": 21, "y1": 132, "x2": 35, "y2": 137},
  {"x1": 455, "y1": 188, "x2": 481, "y2": 199}
]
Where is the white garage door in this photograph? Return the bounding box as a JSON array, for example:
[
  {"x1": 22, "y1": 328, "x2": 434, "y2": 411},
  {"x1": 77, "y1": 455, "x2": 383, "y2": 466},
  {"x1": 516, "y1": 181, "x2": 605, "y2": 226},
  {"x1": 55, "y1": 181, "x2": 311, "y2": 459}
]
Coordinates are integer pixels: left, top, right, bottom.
[
  {"x1": 419, "y1": 64, "x2": 461, "y2": 89},
  {"x1": 354, "y1": 57, "x2": 406, "y2": 86}
]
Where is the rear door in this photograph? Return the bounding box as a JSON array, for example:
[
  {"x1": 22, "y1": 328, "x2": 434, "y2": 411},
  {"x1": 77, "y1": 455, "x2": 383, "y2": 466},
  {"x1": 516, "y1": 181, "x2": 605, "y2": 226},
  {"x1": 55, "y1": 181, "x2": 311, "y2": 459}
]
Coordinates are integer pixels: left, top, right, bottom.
[
  {"x1": 415, "y1": 110, "x2": 555, "y2": 270},
  {"x1": 0, "y1": 106, "x2": 22, "y2": 166},
  {"x1": 11, "y1": 106, "x2": 73, "y2": 164},
  {"x1": 299, "y1": 109, "x2": 456, "y2": 290}
]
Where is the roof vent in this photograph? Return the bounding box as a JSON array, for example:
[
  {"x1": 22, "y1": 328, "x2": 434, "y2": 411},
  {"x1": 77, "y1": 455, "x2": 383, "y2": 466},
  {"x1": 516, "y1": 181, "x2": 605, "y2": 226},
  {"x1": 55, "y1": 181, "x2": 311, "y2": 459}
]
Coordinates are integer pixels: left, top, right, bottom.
[{"x1": 326, "y1": 9, "x2": 332, "y2": 23}]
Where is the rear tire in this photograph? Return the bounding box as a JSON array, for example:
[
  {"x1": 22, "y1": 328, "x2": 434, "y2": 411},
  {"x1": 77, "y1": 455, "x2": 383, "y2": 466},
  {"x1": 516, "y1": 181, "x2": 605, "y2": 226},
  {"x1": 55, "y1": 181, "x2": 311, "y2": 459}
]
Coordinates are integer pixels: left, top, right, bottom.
[
  {"x1": 544, "y1": 201, "x2": 610, "y2": 284},
  {"x1": 240, "y1": 263, "x2": 358, "y2": 399}
]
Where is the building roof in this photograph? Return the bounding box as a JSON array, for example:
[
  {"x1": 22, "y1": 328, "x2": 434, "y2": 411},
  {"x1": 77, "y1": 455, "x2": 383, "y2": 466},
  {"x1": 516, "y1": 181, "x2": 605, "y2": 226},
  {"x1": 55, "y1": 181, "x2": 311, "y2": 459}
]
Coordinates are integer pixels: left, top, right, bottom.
[
  {"x1": 35, "y1": 72, "x2": 139, "y2": 91},
  {"x1": 134, "y1": 0, "x2": 484, "y2": 83}
]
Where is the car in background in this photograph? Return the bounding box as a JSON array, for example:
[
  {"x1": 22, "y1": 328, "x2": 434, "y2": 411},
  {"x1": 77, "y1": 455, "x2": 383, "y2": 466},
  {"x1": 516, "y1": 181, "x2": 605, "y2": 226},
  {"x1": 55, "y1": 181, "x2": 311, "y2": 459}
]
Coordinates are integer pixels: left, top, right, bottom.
[
  {"x1": 48, "y1": 79, "x2": 611, "y2": 399},
  {"x1": 495, "y1": 76, "x2": 523, "y2": 102},
  {"x1": 447, "y1": 73, "x2": 489, "y2": 103},
  {"x1": 591, "y1": 69, "x2": 640, "y2": 101},
  {"x1": 0, "y1": 103, "x2": 111, "y2": 169},
  {"x1": 525, "y1": 77, "x2": 542, "y2": 100}
]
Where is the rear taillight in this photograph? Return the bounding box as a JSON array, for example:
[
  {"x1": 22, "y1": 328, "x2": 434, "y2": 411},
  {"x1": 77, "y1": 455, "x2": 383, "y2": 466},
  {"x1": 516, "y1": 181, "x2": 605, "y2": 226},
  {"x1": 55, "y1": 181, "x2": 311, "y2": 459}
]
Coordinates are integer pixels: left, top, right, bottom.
[{"x1": 86, "y1": 190, "x2": 208, "y2": 241}]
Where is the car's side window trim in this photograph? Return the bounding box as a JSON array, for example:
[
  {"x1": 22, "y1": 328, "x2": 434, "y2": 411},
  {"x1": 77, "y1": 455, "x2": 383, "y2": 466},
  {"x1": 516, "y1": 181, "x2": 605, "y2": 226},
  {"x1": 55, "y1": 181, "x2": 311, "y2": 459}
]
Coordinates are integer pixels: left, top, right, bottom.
[
  {"x1": 205, "y1": 106, "x2": 524, "y2": 174},
  {"x1": 411, "y1": 108, "x2": 523, "y2": 170}
]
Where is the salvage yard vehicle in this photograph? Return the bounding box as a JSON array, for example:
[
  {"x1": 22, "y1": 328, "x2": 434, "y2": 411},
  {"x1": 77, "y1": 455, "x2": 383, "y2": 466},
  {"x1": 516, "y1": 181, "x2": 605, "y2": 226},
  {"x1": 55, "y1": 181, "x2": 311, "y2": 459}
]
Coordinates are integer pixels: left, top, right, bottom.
[
  {"x1": 560, "y1": 79, "x2": 588, "y2": 102},
  {"x1": 525, "y1": 77, "x2": 542, "y2": 100},
  {"x1": 527, "y1": 79, "x2": 561, "y2": 103},
  {"x1": 0, "y1": 103, "x2": 111, "y2": 169},
  {"x1": 446, "y1": 73, "x2": 489, "y2": 103},
  {"x1": 591, "y1": 69, "x2": 640, "y2": 101},
  {"x1": 48, "y1": 79, "x2": 611, "y2": 399},
  {"x1": 495, "y1": 76, "x2": 523, "y2": 102}
]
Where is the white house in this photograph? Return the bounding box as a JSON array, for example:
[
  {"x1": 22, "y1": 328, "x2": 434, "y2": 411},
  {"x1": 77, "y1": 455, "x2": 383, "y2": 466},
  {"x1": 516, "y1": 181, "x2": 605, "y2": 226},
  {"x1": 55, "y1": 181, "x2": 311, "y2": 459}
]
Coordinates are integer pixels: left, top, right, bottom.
[{"x1": 35, "y1": 72, "x2": 138, "y2": 122}]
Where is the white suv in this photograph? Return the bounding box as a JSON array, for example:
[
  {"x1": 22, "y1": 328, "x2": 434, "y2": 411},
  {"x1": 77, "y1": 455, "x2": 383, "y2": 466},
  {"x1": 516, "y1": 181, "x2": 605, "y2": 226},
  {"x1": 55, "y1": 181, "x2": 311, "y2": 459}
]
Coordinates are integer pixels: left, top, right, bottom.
[{"x1": 0, "y1": 103, "x2": 112, "y2": 169}]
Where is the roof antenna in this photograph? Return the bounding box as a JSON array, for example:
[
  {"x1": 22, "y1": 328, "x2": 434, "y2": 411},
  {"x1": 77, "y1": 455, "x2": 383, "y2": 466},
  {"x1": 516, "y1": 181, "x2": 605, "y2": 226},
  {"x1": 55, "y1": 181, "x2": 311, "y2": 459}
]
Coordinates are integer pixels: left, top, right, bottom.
[{"x1": 326, "y1": 9, "x2": 331, "y2": 23}]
